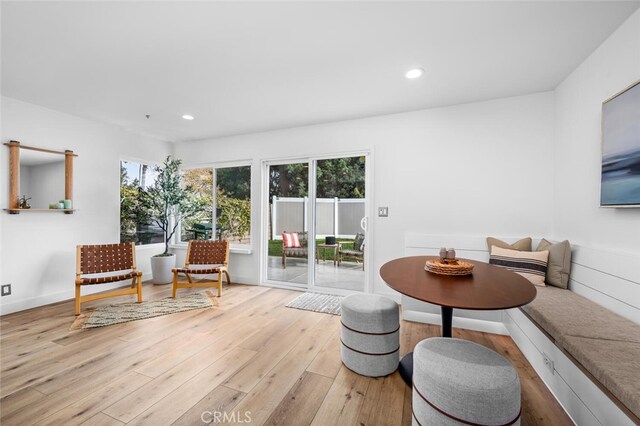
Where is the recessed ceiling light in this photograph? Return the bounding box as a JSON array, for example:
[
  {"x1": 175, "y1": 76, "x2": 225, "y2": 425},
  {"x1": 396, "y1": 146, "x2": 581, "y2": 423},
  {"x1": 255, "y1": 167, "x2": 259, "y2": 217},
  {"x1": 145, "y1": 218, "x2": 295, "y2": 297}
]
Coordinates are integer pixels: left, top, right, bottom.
[
  {"x1": 406, "y1": 68, "x2": 424, "y2": 79},
  {"x1": 182, "y1": 114, "x2": 195, "y2": 120}
]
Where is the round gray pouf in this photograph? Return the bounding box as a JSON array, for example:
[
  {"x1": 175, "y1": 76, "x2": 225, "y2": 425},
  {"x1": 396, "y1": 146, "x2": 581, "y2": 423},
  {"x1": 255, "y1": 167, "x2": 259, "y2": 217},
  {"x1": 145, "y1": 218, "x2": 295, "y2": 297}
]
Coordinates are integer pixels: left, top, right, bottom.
[
  {"x1": 340, "y1": 294, "x2": 400, "y2": 377},
  {"x1": 412, "y1": 338, "x2": 521, "y2": 426}
]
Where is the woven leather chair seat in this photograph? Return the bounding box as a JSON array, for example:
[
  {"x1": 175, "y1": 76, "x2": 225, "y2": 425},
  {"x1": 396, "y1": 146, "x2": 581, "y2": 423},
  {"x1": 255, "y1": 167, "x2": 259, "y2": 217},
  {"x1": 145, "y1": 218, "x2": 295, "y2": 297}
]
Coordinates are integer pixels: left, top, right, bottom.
[
  {"x1": 79, "y1": 271, "x2": 141, "y2": 285},
  {"x1": 173, "y1": 265, "x2": 224, "y2": 275}
]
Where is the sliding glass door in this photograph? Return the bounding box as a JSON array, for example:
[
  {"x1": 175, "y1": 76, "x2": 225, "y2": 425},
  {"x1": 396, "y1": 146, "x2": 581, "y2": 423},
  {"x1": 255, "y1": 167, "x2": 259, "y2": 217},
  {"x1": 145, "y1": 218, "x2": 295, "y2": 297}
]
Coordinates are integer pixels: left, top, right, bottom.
[
  {"x1": 265, "y1": 161, "x2": 309, "y2": 287},
  {"x1": 264, "y1": 154, "x2": 368, "y2": 293},
  {"x1": 313, "y1": 157, "x2": 366, "y2": 291}
]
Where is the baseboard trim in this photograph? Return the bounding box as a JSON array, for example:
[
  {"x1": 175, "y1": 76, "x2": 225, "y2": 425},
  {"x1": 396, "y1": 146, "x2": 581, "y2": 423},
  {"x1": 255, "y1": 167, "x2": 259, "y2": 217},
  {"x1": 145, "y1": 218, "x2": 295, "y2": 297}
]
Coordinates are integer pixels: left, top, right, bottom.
[
  {"x1": 403, "y1": 309, "x2": 509, "y2": 335},
  {"x1": 0, "y1": 272, "x2": 154, "y2": 316}
]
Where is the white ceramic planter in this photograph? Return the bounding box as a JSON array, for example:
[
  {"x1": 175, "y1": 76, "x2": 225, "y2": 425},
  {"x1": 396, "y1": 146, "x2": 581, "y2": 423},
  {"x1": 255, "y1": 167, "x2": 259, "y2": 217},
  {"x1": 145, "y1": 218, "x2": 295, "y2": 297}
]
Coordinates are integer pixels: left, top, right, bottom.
[{"x1": 150, "y1": 253, "x2": 176, "y2": 285}]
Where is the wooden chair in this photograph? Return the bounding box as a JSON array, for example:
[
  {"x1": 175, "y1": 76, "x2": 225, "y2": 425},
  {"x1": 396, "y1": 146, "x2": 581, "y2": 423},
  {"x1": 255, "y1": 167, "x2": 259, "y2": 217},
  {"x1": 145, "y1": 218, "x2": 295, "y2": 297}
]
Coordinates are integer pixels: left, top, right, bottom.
[
  {"x1": 172, "y1": 240, "x2": 230, "y2": 298},
  {"x1": 338, "y1": 232, "x2": 365, "y2": 270},
  {"x1": 75, "y1": 242, "x2": 143, "y2": 315}
]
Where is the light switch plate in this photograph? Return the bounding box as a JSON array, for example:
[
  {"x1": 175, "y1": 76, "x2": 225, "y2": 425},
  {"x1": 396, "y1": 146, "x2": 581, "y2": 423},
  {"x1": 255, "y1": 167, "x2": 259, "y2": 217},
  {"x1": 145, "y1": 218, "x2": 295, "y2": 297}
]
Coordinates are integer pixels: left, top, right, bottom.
[
  {"x1": 1, "y1": 284, "x2": 11, "y2": 296},
  {"x1": 378, "y1": 207, "x2": 389, "y2": 217}
]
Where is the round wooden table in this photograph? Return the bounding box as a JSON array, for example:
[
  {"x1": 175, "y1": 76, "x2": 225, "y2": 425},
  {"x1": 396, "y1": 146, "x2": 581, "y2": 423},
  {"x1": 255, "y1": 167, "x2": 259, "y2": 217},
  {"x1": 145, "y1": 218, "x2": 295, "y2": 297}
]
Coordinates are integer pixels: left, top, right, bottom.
[{"x1": 380, "y1": 256, "x2": 536, "y2": 385}]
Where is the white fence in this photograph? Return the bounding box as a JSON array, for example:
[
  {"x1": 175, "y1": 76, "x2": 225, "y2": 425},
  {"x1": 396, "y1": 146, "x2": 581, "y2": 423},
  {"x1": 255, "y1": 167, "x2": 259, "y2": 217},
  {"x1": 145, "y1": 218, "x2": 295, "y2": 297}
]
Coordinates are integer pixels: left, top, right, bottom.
[{"x1": 271, "y1": 196, "x2": 365, "y2": 239}]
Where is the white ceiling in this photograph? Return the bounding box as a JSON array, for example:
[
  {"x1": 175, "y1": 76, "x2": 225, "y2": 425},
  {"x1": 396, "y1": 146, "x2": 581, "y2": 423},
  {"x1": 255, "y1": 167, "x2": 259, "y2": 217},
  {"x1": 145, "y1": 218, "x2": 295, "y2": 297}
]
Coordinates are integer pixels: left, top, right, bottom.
[{"x1": 2, "y1": 1, "x2": 639, "y2": 143}]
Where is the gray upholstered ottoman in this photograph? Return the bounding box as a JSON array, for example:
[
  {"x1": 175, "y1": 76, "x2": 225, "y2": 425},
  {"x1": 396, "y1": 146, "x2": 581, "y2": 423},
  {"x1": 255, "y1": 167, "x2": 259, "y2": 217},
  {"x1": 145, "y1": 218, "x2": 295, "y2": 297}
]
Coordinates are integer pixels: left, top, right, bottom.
[
  {"x1": 340, "y1": 294, "x2": 400, "y2": 377},
  {"x1": 412, "y1": 338, "x2": 521, "y2": 426}
]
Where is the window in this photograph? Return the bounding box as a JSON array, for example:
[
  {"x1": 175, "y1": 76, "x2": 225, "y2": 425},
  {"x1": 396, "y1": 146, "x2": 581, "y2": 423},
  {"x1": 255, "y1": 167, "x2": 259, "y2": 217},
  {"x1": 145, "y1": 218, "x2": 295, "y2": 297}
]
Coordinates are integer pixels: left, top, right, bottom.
[
  {"x1": 180, "y1": 165, "x2": 251, "y2": 245},
  {"x1": 120, "y1": 160, "x2": 163, "y2": 245}
]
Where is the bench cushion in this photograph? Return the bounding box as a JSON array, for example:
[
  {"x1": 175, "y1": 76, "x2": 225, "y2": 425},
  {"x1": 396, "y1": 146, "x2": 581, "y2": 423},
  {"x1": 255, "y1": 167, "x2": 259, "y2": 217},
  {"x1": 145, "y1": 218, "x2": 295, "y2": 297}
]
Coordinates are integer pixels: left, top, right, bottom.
[
  {"x1": 522, "y1": 286, "x2": 640, "y2": 419},
  {"x1": 563, "y1": 336, "x2": 640, "y2": 420},
  {"x1": 522, "y1": 286, "x2": 640, "y2": 346}
]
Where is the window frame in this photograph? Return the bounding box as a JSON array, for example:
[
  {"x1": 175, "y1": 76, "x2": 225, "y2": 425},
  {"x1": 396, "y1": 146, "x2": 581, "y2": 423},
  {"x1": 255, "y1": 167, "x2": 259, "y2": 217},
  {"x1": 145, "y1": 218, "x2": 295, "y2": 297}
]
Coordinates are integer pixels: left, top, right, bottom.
[{"x1": 177, "y1": 159, "x2": 253, "y2": 250}]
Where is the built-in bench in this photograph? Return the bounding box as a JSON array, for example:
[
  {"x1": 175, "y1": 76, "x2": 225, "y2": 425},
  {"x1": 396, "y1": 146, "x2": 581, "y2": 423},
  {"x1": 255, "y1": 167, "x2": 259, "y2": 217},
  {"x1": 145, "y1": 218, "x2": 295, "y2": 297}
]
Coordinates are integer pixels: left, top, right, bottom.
[
  {"x1": 401, "y1": 235, "x2": 640, "y2": 425},
  {"x1": 519, "y1": 286, "x2": 640, "y2": 424}
]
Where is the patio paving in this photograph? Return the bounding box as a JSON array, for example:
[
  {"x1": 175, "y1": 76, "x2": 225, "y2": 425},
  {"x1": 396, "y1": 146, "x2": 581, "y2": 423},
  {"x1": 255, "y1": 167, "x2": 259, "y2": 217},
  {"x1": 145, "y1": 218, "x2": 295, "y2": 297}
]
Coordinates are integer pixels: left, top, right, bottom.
[{"x1": 266, "y1": 256, "x2": 365, "y2": 292}]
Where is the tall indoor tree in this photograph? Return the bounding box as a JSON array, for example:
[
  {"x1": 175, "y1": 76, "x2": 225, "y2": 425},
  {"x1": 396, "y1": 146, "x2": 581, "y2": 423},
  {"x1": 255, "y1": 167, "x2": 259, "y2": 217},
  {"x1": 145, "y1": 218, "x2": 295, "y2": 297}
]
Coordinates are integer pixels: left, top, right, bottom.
[
  {"x1": 141, "y1": 156, "x2": 204, "y2": 283},
  {"x1": 142, "y1": 156, "x2": 203, "y2": 255}
]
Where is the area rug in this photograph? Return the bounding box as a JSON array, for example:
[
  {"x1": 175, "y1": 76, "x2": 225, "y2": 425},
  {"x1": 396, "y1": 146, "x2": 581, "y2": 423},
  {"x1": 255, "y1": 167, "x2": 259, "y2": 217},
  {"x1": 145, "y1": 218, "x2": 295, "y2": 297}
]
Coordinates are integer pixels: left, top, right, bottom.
[
  {"x1": 286, "y1": 292, "x2": 343, "y2": 315},
  {"x1": 70, "y1": 291, "x2": 216, "y2": 330}
]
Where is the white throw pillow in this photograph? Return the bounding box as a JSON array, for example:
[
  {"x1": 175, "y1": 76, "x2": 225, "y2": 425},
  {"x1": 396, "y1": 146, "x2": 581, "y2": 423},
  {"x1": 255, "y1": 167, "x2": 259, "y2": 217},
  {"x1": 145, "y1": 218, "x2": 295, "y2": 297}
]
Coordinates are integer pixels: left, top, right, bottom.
[{"x1": 489, "y1": 246, "x2": 549, "y2": 287}]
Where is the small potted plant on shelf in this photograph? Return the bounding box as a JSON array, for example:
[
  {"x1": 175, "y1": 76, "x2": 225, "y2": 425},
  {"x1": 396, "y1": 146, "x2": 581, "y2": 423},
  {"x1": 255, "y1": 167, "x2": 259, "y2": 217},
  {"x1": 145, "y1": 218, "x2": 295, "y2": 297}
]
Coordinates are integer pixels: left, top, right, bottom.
[{"x1": 142, "y1": 156, "x2": 203, "y2": 284}]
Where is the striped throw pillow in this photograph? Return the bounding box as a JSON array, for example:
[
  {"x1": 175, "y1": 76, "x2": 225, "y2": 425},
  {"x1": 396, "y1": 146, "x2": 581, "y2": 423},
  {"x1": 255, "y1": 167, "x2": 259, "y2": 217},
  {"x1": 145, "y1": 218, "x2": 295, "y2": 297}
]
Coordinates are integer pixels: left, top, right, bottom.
[
  {"x1": 282, "y1": 232, "x2": 302, "y2": 248},
  {"x1": 489, "y1": 246, "x2": 549, "y2": 286}
]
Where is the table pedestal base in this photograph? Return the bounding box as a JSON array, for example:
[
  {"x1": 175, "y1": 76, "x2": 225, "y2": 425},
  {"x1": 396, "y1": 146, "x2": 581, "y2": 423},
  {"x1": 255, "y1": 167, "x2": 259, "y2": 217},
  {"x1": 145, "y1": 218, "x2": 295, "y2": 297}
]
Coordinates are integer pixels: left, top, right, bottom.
[
  {"x1": 442, "y1": 306, "x2": 452, "y2": 338},
  {"x1": 399, "y1": 306, "x2": 454, "y2": 386},
  {"x1": 399, "y1": 352, "x2": 414, "y2": 385}
]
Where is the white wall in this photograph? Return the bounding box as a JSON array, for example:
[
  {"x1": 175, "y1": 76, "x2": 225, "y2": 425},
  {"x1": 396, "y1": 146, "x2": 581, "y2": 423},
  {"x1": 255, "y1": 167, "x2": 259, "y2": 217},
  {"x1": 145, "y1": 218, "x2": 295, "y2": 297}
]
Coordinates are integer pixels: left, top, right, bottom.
[
  {"x1": 175, "y1": 92, "x2": 555, "y2": 296},
  {"x1": 553, "y1": 9, "x2": 640, "y2": 254},
  {"x1": 0, "y1": 97, "x2": 174, "y2": 314}
]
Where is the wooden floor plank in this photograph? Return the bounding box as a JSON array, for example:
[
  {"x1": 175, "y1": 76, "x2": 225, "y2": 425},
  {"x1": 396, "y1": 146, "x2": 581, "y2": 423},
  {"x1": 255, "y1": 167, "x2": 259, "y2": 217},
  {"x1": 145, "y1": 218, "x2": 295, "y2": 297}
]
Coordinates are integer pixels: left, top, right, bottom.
[
  {"x1": 78, "y1": 412, "x2": 124, "y2": 426},
  {"x1": 224, "y1": 313, "x2": 325, "y2": 393},
  {"x1": 0, "y1": 386, "x2": 47, "y2": 419},
  {"x1": 356, "y1": 372, "x2": 405, "y2": 426},
  {"x1": 401, "y1": 383, "x2": 413, "y2": 426},
  {"x1": 37, "y1": 371, "x2": 152, "y2": 426},
  {"x1": 127, "y1": 348, "x2": 256, "y2": 425},
  {"x1": 311, "y1": 365, "x2": 370, "y2": 426},
  {"x1": 171, "y1": 385, "x2": 246, "y2": 426},
  {"x1": 306, "y1": 331, "x2": 342, "y2": 379},
  {"x1": 103, "y1": 342, "x2": 258, "y2": 423},
  {"x1": 0, "y1": 284, "x2": 574, "y2": 426},
  {"x1": 263, "y1": 371, "x2": 333, "y2": 426},
  {"x1": 230, "y1": 327, "x2": 332, "y2": 425}
]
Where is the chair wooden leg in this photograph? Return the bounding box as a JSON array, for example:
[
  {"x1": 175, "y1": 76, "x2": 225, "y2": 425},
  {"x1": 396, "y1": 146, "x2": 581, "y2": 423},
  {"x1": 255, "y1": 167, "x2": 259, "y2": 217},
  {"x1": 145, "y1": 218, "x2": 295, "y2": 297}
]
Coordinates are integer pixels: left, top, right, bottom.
[
  {"x1": 172, "y1": 271, "x2": 178, "y2": 298},
  {"x1": 75, "y1": 285, "x2": 81, "y2": 315},
  {"x1": 224, "y1": 270, "x2": 231, "y2": 286},
  {"x1": 136, "y1": 275, "x2": 143, "y2": 303},
  {"x1": 217, "y1": 273, "x2": 222, "y2": 297},
  {"x1": 282, "y1": 252, "x2": 286, "y2": 269},
  {"x1": 186, "y1": 273, "x2": 192, "y2": 283}
]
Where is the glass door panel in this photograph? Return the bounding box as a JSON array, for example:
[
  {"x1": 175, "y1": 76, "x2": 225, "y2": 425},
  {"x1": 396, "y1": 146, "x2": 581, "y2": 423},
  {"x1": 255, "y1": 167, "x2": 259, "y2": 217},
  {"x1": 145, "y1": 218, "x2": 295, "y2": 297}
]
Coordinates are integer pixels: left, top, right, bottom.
[
  {"x1": 266, "y1": 162, "x2": 309, "y2": 287},
  {"x1": 313, "y1": 156, "x2": 366, "y2": 291}
]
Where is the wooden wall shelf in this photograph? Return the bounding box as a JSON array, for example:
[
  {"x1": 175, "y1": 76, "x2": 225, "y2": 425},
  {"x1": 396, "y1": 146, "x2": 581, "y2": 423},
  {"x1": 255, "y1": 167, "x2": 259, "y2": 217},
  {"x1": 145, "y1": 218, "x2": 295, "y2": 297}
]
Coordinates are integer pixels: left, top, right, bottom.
[
  {"x1": 4, "y1": 140, "x2": 77, "y2": 214},
  {"x1": 4, "y1": 209, "x2": 76, "y2": 214}
]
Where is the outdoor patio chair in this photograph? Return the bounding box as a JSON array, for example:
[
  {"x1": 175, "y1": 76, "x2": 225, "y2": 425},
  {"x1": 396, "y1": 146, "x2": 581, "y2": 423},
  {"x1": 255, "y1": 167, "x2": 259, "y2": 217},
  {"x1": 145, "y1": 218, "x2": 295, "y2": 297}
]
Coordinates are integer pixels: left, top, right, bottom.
[
  {"x1": 75, "y1": 242, "x2": 143, "y2": 315},
  {"x1": 282, "y1": 231, "x2": 308, "y2": 268},
  {"x1": 338, "y1": 232, "x2": 365, "y2": 270},
  {"x1": 172, "y1": 240, "x2": 230, "y2": 298}
]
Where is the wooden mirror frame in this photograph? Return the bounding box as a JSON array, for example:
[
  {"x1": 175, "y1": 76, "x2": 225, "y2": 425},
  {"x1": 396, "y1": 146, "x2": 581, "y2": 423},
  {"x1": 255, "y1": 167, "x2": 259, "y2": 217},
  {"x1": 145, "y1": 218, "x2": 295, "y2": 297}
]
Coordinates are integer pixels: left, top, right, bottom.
[{"x1": 4, "y1": 140, "x2": 77, "y2": 214}]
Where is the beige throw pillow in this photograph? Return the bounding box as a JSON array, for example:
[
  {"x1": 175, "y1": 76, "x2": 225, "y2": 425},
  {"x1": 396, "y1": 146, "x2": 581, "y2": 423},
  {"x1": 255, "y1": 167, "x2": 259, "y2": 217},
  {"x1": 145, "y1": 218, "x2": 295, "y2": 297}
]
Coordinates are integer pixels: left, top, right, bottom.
[
  {"x1": 536, "y1": 239, "x2": 572, "y2": 289},
  {"x1": 490, "y1": 246, "x2": 549, "y2": 286},
  {"x1": 486, "y1": 237, "x2": 532, "y2": 252}
]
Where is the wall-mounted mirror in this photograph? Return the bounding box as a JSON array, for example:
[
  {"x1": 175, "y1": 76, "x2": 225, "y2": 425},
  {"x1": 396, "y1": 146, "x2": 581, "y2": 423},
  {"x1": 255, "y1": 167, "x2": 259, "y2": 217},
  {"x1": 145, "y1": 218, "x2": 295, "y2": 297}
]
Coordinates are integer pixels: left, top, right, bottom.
[
  {"x1": 4, "y1": 140, "x2": 77, "y2": 214},
  {"x1": 19, "y1": 150, "x2": 66, "y2": 209}
]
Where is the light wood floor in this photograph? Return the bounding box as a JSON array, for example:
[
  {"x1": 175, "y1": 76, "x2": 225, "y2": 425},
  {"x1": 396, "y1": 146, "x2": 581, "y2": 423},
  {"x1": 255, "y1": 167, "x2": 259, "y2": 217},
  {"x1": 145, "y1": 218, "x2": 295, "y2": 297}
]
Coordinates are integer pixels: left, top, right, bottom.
[{"x1": 0, "y1": 284, "x2": 573, "y2": 426}]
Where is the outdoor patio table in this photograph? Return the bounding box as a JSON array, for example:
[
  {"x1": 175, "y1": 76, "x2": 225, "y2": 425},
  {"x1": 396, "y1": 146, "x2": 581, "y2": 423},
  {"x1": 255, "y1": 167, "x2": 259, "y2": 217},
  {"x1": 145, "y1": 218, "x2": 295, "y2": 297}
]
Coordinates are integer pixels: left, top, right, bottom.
[
  {"x1": 379, "y1": 255, "x2": 536, "y2": 385},
  {"x1": 316, "y1": 243, "x2": 339, "y2": 265}
]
